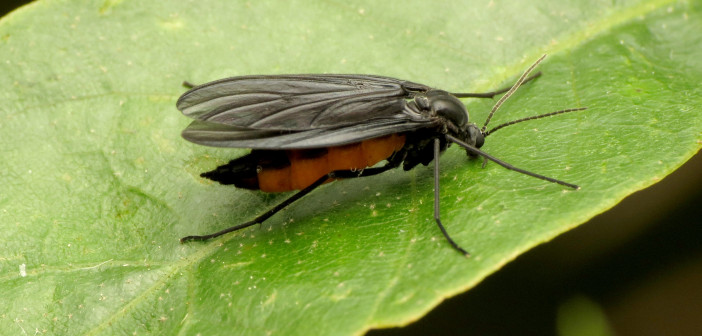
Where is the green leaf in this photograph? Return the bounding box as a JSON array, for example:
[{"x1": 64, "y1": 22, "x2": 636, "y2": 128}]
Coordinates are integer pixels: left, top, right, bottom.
[{"x1": 1, "y1": 0, "x2": 700, "y2": 335}]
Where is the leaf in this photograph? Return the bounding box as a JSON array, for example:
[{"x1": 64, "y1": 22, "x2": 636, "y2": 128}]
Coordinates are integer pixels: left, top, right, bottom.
[{"x1": 1, "y1": 0, "x2": 700, "y2": 335}]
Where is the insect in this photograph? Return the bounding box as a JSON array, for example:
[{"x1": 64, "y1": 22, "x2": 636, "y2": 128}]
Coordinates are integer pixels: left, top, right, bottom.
[{"x1": 177, "y1": 55, "x2": 586, "y2": 256}]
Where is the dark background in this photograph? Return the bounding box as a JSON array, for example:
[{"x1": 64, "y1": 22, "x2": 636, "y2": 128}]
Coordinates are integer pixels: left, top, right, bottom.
[
  {"x1": 0, "y1": 1, "x2": 29, "y2": 20},
  {"x1": 373, "y1": 152, "x2": 702, "y2": 336},
  {"x1": 4, "y1": 2, "x2": 700, "y2": 335}
]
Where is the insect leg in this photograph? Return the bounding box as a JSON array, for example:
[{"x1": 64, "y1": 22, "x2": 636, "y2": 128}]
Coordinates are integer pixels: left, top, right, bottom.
[
  {"x1": 330, "y1": 161, "x2": 400, "y2": 179},
  {"x1": 180, "y1": 174, "x2": 331, "y2": 243},
  {"x1": 180, "y1": 161, "x2": 401, "y2": 243},
  {"x1": 433, "y1": 138, "x2": 470, "y2": 256},
  {"x1": 451, "y1": 72, "x2": 542, "y2": 99},
  {"x1": 445, "y1": 134, "x2": 579, "y2": 189}
]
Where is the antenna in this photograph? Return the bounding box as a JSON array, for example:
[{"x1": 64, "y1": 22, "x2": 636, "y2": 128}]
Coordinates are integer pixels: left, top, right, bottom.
[
  {"x1": 481, "y1": 54, "x2": 547, "y2": 133},
  {"x1": 485, "y1": 107, "x2": 587, "y2": 136}
]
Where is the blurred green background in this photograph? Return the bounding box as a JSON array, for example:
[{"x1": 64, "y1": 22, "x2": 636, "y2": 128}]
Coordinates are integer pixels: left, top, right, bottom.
[{"x1": 3, "y1": 1, "x2": 700, "y2": 335}]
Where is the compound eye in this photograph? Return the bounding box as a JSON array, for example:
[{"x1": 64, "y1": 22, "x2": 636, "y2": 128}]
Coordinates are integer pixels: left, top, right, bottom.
[{"x1": 470, "y1": 126, "x2": 485, "y2": 148}]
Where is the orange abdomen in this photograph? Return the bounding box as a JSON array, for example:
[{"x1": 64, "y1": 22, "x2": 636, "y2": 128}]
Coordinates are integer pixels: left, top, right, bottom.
[{"x1": 258, "y1": 134, "x2": 406, "y2": 192}]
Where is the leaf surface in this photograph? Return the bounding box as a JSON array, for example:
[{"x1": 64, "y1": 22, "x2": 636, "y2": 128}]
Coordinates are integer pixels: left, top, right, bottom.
[{"x1": 1, "y1": 0, "x2": 700, "y2": 335}]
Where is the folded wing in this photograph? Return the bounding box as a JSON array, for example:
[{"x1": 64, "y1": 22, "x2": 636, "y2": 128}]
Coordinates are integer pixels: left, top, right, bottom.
[{"x1": 177, "y1": 74, "x2": 437, "y2": 149}]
